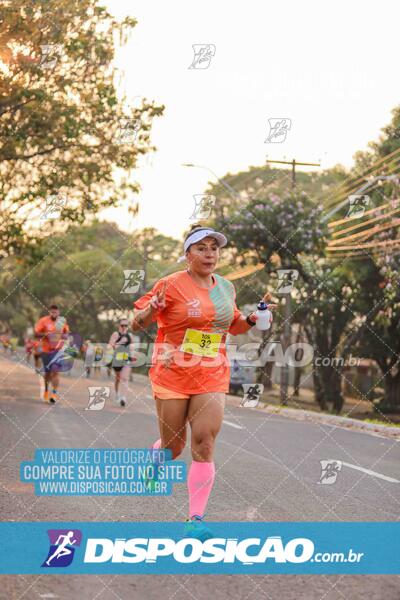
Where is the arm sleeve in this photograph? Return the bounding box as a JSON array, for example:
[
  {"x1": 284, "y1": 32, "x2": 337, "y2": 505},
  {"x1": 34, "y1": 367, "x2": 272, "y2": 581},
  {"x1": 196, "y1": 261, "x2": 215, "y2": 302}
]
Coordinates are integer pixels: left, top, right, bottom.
[{"x1": 133, "y1": 279, "x2": 168, "y2": 322}]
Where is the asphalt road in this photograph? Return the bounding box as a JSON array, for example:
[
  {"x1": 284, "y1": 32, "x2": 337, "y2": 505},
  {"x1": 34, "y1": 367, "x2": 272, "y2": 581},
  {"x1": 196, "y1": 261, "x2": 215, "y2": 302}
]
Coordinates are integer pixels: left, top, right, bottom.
[{"x1": 0, "y1": 352, "x2": 399, "y2": 599}]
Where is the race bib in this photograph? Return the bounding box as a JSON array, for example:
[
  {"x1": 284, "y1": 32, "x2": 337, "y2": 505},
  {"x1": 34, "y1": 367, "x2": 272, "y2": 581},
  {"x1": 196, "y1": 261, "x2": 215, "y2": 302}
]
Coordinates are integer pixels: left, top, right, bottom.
[
  {"x1": 115, "y1": 351, "x2": 129, "y2": 362},
  {"x1": 180, "y1": 329, "x2": 223, "y2": 358}
]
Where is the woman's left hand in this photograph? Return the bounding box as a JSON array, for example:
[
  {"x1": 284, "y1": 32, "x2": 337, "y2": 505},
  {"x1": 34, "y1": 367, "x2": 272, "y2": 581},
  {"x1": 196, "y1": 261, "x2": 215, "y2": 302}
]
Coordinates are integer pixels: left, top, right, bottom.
[
  {"x1": 247, "y1": 292, "x2": 278, "y2": 325},
  {"x1": 262, "y1": 292, "x2": 278, "y2": 310}
]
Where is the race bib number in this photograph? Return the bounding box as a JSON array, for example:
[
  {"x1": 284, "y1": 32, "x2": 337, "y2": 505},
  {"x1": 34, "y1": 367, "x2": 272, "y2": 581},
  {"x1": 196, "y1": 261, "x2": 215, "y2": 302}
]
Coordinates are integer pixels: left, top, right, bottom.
[
  {"x1": 180, "y1": 329, "x2": 222, "y2": 358},
  {"x1": 115, "y1": 351, "x2": 129, "y2": 362}
]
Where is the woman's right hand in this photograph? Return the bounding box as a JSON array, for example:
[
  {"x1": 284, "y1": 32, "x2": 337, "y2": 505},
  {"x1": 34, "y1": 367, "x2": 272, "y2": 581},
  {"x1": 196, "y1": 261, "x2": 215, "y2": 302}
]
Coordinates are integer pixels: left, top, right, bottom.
[{"x1": 150, "y1": 281, "x2": 167, "y2": 312}]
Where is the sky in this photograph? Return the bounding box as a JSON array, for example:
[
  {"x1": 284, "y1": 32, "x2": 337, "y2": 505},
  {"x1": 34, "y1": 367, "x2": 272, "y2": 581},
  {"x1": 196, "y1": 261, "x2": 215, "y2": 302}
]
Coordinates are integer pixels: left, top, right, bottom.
[{"x1": 102, "y1": 0, "x2": 400, "y2": 239}]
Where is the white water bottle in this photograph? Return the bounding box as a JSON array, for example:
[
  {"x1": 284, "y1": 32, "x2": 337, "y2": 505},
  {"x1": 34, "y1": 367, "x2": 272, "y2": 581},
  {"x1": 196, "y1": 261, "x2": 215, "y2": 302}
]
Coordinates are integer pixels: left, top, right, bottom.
[{"x1": 255, "y1": 301, "x2": 272, "y2": 331}]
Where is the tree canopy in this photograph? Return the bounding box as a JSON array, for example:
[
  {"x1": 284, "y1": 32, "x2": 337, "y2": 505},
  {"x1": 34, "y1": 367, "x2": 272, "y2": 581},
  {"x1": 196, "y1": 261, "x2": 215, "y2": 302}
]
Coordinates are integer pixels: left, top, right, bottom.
[{"x1": 0, "y1": 0, "x2": 163, "y2": 257}]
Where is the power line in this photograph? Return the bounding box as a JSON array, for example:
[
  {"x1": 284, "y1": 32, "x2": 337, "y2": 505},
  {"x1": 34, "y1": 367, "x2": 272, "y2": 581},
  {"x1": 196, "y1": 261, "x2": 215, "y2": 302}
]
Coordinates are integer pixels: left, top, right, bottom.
[
  {"x1": 266, "y1": 158, "x2": 320, "y2": 190},
  {"x1": 323, "y1": 148, "x2": 400, "y2": 209}
]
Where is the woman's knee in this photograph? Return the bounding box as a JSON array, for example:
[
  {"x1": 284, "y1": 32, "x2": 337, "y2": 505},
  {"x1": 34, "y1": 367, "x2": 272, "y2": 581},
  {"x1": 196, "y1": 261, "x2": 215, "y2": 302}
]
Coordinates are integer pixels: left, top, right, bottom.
[
  {"x1": 164, "y1": 439, "x2": 186, "y2": 459},
  {"x1": 191, "y1": 431, "x2": 216, "y2": 460},
  {"x1": 162, "y1": 429, "x2": 187, "y2": 459}
]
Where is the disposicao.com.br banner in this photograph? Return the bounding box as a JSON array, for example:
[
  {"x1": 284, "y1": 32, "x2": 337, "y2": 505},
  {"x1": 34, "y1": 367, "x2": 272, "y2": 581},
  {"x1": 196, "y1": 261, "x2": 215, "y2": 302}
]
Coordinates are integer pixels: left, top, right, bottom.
[{"x1": 0, "y1": 522, "x2": 399, "y2": 575}]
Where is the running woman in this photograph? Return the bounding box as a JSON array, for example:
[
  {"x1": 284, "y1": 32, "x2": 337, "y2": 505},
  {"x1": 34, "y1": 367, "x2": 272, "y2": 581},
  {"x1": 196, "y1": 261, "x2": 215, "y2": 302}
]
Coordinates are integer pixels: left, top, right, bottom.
[
  {"x1": 132, "y1": 226, "x2": 276, "y2": 538},
  {"x1": 34, "y1": 305, "x2": 70, "y2": 403},
  {"x1": 107, "y1": 319, "x2": 135, "y2": 407}
]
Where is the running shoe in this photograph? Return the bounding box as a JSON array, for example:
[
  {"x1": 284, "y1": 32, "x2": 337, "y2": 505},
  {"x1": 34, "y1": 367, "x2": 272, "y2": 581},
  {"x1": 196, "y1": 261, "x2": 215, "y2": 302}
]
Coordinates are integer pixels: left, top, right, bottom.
[
  {"x1": 141, "y1": 463, "x2": 159, "y2": 493},
  {"x1": 119, "y1": 396, "x2": 126, "y2": 407},
  {"x1": 184, "y1": 516, "x2": 214, "y2": 541},
  {"x1": 49, "y1": 391, "x2": 58, "y2": 404}
]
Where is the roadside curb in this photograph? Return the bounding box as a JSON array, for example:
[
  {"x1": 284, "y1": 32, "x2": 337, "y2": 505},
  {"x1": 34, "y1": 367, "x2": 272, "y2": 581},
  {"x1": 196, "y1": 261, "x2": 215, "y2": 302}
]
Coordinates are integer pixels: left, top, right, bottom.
[{"x1": 260, "y1": 404, "x2": 400, "y2": 440}]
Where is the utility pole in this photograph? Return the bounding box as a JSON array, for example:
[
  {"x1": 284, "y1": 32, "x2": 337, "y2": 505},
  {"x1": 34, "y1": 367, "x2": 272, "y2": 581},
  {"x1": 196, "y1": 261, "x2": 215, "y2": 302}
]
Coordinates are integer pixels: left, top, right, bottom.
[
  {"x1": 266, "y1": 158, "x2": 320, "y2": 404},
  {"x1": 266, "y1": 158, "x2": 321, "y2": 190}
]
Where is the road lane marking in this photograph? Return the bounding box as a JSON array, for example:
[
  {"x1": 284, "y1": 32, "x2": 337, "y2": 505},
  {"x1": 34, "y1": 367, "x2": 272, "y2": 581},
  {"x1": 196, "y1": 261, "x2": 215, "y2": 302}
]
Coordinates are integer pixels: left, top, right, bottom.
[
  {"x1": 219, "y1": 439, "x2": 279, "y2": 467},
  {"x1": 342, "y1": 461, "x2": 400, "y2": 483},
  {"x1": 223, "y1": 420, "x2": 243, "y2": 429}
]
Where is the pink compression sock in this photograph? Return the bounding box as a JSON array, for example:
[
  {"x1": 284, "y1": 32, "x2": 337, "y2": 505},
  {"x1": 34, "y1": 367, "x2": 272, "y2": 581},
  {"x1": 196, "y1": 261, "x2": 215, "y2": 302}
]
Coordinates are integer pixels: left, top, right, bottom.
[{"x1": 187, "y1": 461, "x2": 216, "y2": 519}]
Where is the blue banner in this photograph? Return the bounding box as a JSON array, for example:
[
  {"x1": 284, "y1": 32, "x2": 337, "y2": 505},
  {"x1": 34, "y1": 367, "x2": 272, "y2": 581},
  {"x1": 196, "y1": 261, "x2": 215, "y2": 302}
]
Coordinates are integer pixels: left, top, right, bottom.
[
  {"x1": 0, "y1": 522, "x2": 399, "y2": 574},
  {"x1": 20, "y1": 448, "x2": 186, "y2": 496}
]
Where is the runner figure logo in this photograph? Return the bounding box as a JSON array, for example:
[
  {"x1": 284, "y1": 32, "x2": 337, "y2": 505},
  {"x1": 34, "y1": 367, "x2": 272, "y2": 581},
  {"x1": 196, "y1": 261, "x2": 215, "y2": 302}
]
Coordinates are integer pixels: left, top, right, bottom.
[
  {"x1": 42, "y1": 529, "x2": 82, "y2": 567},
  {"x1": 188, "y1": 44, "x2": 216, "y2": 69},
  {"x1": 241, "y1": 383, "x2": 264, "y2": 408},
  {"x1": 347, "y1": 195, "x2": 370, "y2": 219},
  {"x1": 116, "y1": 118, "x2": 140, "y2": 144},
  {"x1": 121, "y1": 270, "x2": 145, "y2": 293},
  {"x1": 265, "y1": 118, "x2": 292, "y2": 143},
  {"x1": 86, "y1": 386, "x2": 110, "y2": 411},
  {"x1": 276, "y1": 269, "x2": 299, "y2": 294},
  {"x1": 40, "y1": 194, "x2": 67, "y2": 220},
  {"x1": 318, "y1": 459, "x2": 342, "y2": 485},
  {"x1": 190, "y1": 195, "x2": 216, "y2": 220},
  {"x1": 39, "y1": 44, "x2": 64, "y2": 69},
  {"x1": 45, "y1": 333, "x2": 81, "y2": 373}
]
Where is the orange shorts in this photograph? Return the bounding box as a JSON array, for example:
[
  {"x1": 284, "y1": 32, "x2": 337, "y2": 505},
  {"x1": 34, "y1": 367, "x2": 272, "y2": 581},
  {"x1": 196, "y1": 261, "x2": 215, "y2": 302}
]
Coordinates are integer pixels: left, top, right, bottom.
[{"x1": 152, "y1": 383, "x2": 190, "y2": 400}]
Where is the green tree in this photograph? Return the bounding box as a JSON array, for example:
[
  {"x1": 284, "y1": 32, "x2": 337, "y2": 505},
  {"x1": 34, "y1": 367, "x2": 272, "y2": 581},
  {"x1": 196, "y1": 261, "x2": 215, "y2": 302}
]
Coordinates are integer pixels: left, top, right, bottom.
[
  {"x1": 0, "y1": 0, "x2": 163, "y2": 257},
  {"x1": 346, "y1": 106, "x2": 400, "y2": 412},
  {"x1": 0, "y1": 221, "x2": 180, "y2": 342}
]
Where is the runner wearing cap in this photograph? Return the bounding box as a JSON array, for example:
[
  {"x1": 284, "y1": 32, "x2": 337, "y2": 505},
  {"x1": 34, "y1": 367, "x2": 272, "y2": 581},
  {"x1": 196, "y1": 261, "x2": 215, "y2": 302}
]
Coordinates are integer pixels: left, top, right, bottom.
[
  {"x1": 107, "y1": 318, "x2": 136, "y2": 407},
  {"x1": 132, "y1": 225, "x2": 276, "y2": 539}
]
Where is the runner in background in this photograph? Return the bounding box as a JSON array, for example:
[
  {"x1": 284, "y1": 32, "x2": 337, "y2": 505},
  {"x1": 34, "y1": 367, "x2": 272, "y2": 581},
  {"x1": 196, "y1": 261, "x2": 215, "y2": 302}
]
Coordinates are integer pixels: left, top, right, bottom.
[
  {"x1": 33, "y1": 339, "x2": 42, "y2": 372},
  {"x1": 1, "y1": 334, "x2": 11, "y2": 353},
  {"x1": 107, "y1": 319, "x2": 135, "y2": 407},
  {"x1": 34, "y1": 305, "x2": 70, "y2": 404},
  {"x1": 132, "y1": 225, "x2": 277, "y2": 539},
  {"x1": 9, "y1": 336, "x2": 18, "y2": 354},
  {"x1": 83, "y1": 339, "x2": 93, "y2": 378},
  {"x1": 24, "y1": 337, "x2": 35, "y2": 364}
]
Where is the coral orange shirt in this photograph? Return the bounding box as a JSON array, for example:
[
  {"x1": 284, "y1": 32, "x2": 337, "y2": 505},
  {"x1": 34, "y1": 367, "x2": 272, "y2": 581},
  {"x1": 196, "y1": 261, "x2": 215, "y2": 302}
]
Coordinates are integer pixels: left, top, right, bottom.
[
  {"x1": 134, "y1": 270, "x2": 247, "y2": 395},
  {"x1": 34, "y1": 316, "x2": 70, "y2": 353}
]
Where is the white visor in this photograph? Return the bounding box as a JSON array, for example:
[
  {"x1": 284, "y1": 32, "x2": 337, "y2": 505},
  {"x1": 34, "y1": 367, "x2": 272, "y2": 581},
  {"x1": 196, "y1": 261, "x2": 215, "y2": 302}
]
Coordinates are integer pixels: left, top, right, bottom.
[{"x1": 177, "y1": 228, "x2": 227, "y2": 263}]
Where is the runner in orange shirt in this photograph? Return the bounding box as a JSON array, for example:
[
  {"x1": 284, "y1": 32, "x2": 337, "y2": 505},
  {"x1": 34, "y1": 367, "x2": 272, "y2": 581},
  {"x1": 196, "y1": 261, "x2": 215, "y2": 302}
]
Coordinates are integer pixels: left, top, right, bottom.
[
  {"x1": 132, "y1": 225, "x2": 276, "y2": 539},
  {"x1": 24, "y1": 337, "x2": 35, "y2": 364},
  {"x1": 34, "y1": 305, "x2": 70, "y2": 403},
  {"x1": 33, "y1": 339, "x2": 43, "y2": 372}
]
